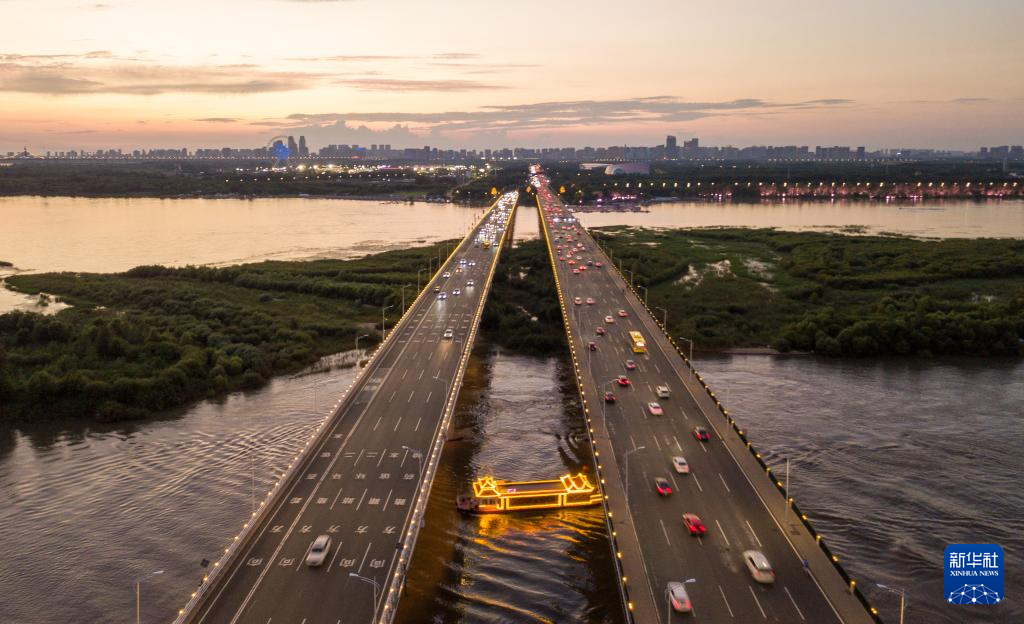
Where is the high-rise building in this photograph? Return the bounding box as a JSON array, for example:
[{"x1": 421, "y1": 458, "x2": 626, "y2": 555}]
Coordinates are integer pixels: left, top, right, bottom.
[
  {"x1": 287, "y1": 136, "x2": 298, "y2": 159},
  {"x1": 298, "y1": 136, "x2": 309, "y2": 158}
]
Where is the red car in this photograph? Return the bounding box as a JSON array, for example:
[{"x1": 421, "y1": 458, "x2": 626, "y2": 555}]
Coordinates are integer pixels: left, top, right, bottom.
[
  {"x1": 617, "y1": 309, "x2": 628, "y2": 317},
  {"x1": 616, "y1": 375, "x2": 631, "y2": 387},
  {"x1": 595, "y1": 327, "x2": 606, "y2": 335},
  {"x1": 572, "y1": 269, "x2": 580, "y2": 274},
  {"x1": 604, "y1": 391, "x2": 616, "y2": 403},
  {"x1": 625, "y1": 359, "x2": 637, "y2": 370},
  {"x1": 682, "y1": 513, "x2": 707, "y2": 536},
  {"x1": 693, "y1": 427, "x2": 711, "y2": 442},
  {"x1": 655, "y1": 477, "x2": 672, "y2": 496},
  {"x1": 595, "y1": 262, "x2": 604, "y2": 268}
]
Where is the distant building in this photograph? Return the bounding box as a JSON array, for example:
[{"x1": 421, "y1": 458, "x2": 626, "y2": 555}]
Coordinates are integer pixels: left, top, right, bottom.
[
  {"x1": 605, "y1": 162, "x2": 650, "y2": 175},
  {"x1": 287, "y1": 136, "x2": 298, "y2": 159},
  {"x1": 298, "y1": 136, "x2": 309, "y2": 158}
]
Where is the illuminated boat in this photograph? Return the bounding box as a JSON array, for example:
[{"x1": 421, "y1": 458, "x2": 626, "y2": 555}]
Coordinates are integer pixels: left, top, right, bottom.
[{"x1": 456, "y1": 473, "x2": 602, "y2": 513}]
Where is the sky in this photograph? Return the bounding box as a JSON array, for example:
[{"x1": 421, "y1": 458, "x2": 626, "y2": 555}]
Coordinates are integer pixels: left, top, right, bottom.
[{"x1": 1, "y1": 0, "x2": 1022, "y2": 153}]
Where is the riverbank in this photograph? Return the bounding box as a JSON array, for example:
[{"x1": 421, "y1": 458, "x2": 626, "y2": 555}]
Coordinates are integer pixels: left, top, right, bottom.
[
  {"x1": 0, "y1": 241, "x2": 455, "y2": 423},
  {"x1": 595, "y1": 227, "x2": 1024, "y2": 355}
]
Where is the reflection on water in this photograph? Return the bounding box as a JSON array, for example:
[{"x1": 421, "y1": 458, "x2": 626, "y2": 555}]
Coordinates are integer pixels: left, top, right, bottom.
[
  {"x1": 698, "y1": 355, "x2": 1024, "y2": 624},
  {"x1": 396, "y1": 347, "x2": 621, "y2": 624},
  {"x1": 576, "y1": 199, "x2": 1024, "y2": 238}
]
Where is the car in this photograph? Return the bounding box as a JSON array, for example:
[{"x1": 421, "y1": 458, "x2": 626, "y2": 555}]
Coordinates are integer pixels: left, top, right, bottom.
[
  {"x1": 682, "y1": 513, "x2": 707, "y2": 536},
  {"x1": 558, "y1": 256, "x2": 565, "y2": 261},
  {"x1": 467, "y1": 279, "x2": 475, "y2": 287},
  {"x1": 656, "y1": 385, "x2": 671, "y2": 399},
  {"x1": 647, "y1": 402, "x2": 663, "y2": 416},
  {"x1": 433, "y1": 285, "x2": 440, "y2": 293},
  {"x1": 443, "y1": 328, "x2": 454, "y2": 340},
  {"x1": 568, "y1": 259, "x2": 576, "y2": 265},
  {"x1": 671, "y1": 456, "x2": 690, "y2": 474},
  {"x1": 654, "y1": 477, "x2": 672, "y2": 496},
  {"x1": 693, "y1": 427, "x2": 710, "y2": 442},
  {"x1": 574, "y1": 297, "x2": 583, "y2": 305},
  {"x1": 625, "y1": 359, "x2": 637, "y2": 370},
  {"x1": 604, "y1": 315, "x2": 615, "y2": 323},
  {"x1": 667, "y1": 582, "x2": 693, "y2": 613},
  {"x1": 459, "y1": 259, "x2": 467, "y2": 265},
  {"x1": 588, "y1": 341, "x2": 597, "y2": 351},
  {"x1": 452, "y1": 288, "x2": 461, "y2": 296},
  {"x1": 438, "y1": 292, "x2": 448, "y2": 300},
  {"x1": 587, "y1": 260, "x2": 594, "y2": 266},
  {"x1": 572, "y1": 268, "x2": 580, "y2": 274},
  {"x1": 469, "y1": 261, "x2": 476, "y2": 267},
  {"x1": 743, "y1": 550, "x2": 776, "y2": 584},
  {"x1": 306, "y1": 534, "x2": 332, "y2": 567},
  {"x1": 455, "y1": 267, "x2": 463, "y2": 273},
  {"x1": 603, "y1": 391, "x2": 616, "y2": 403},
  {"x1": 579, "y1": 265, "x2": 587, "y2": 271},
  {"x1": 617, "y1": 309, "x2": 628, "y2": 317},
  {"x1": 595, "y1": 326, "x2": 606, "y2": 335},
  {"x1": 616, "y1": 375, "x2": 630, "y2": 387},
  {"x1": 586, "y1": 297, "x2": 595, "y2": 305},
  {"x1": 443, "y1": 272, "x2": 451, "y2": 278},
  {"x1": 576, "y1": 255, "x2": 583, "y2": 261},
  {"x1": 595, "y1": 262, "x2": 604, "y2": 268}
]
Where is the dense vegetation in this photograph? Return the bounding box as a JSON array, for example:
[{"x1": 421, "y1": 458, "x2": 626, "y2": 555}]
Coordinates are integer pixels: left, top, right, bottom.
[
  {"x1": 481, "y1": 239, "x2": 566, "y2": 355},
  {"x1": 0, "y1": 160, "x2": 475, "y2": 201},
  {"x1": 0, "y1": 242, "x2": 453, "y2": 422},
  {"x1": 597, "y1": 228, "x2": 1024, "y2": 356}
]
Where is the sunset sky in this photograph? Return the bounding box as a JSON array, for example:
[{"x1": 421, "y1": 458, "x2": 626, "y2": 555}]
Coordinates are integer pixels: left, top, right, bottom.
[{"x1": 1, "y1": 0, "x2": 1022, "y2": 152}]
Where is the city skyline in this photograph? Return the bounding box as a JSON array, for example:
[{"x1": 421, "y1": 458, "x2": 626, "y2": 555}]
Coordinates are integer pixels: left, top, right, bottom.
[{"x1": 2, "y1": 0, "x2": 1022, "y2": 152}]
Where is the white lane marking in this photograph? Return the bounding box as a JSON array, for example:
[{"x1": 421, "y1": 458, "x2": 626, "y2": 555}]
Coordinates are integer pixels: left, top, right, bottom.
[
  {"x1": 388, "y1": 391, "x2": 396, "y2": 403},
  {"x1": 745, "y1": 520, "x2": 763, "y2": 548},
  {"x1": 356, "y1": 542, "x2": 373, "y2": 574},
  {"x1": 414, "y1": 417, "x2": 422, "y2": 431},
  {"x1": 718, "y1": 472, "x2": 732, "y2": 493},
  {"x1": 377, "y1": 449, "x2": 387, "y2": 467},
  {"x1": 652, "y1": 436, "x2": 661, "y2": 451},
  {"x1": 629, "y1": 434, "x2": 638, "y2": 449},
  {"x1": 355, "y1": 488, "x2": 367, "y2": 510},
  {"x1": 673, "y1": 435, "x2": 682, "y2": 451},
  {"x1": 659, "y1": 519, "x2": 672, "y2": 546},
  {"x1": 329, "y1": 487, "x2": 343, "y2": 510},
  {"x1": 715, "y1": 519, "x2": 731, "y2": 547},
  {"x1": 784, "y1": 586, "x2": 806, "y2": 621},
  {"x1": 407, "y1": 391, "x2": 414, "y2": 403},
  {"x1": 393, "y1": 416, "x2": 402, "y2": 431},
  {"x1": 669, "y1": 474, "x2": 679, "y2": 491},
  {"x1": 428, "y1": 351, "x2": 433, "y2": 360},
  {"x1": 327, "y1": 539, "x2": 344, "y2": 571},
  {"x1": 718, "y1": 585, "x2": 735, "y2": 618},
  {"x1": 418, "y1": 370, "x2": 424, "y2": 380},
  {"x1": 691, "y1": 473, "x2": 704, "y2": 493},
  {"x1": 373, "y1": 416, "x2": 382, "y2": 431},
  {"x1": 654, "y1": 363, "x2": 661, "y2": 373},
  {"x1": 401, "y1": 369, "x2": 408, "y2": 380},
  {"x1": 381, "y1": 488, "x2": 394, "y2": 511},
  {"x1": 699, "y1": 440, "x2": 709, "y2": 453},
  {"x1": 425, "y1": 391, "x2": 432, "y2": 403},
  {"x1": 748, "y1": 585, "x2": 767, "y2": 619}
]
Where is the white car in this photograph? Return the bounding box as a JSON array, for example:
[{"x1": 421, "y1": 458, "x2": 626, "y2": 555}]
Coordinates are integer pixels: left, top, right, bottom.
[
  {"x1": 648, "y1": 402, "x2": 663, "y2": 416},
  {"x1": 743, "y1": 550, "x2": 775, "y2": 584},
  {"x1": 667, "y1": 582, "x2": 692, "y2": 613},
  {"x1": 467, "y1": 279, "x2": 475, "y2": 287},
  {"x1": 452, "y1": 289, "x2": 461, "y2": 296},
  {"x1": 671, "y1": 456, "x2": 690, "y2": 474},
  {"x1": 604, "y1": 315, "x2": 614, "y2": 324},
  {"x1": 469, "y1": 261, "x2": 477, "y2": 267},
  {"x1": 306, "y1": 535, "x2": 332, "y2": 567},
  {"x1": 438, "y1": 292, "x2": 447, "y2": 300},
  {"x1": 656, "y1": 385, "x2": 671, "y2": 399},
  {"x1": 443, "y1": 328, "x2": 454, "y2": 340},
  {"x1": 574, "y1": 297, "x2": 583, "y2": 305},
  {"x1": 442, "y1": 272, "x2": 451, "y2": 278}
]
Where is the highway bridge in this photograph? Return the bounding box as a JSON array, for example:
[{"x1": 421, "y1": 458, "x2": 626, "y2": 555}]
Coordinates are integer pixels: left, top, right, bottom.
[
  {"x1": 174, "y1": 192, "x2": 518, "y2": 624},
  {"x1": 531, "y1": 166, "x2": 878, "y2": 624}
]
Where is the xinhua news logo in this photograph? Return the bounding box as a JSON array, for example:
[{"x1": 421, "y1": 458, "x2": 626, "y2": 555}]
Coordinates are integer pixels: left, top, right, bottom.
[{"x1": 945, "y1": 544, "x2": 1003, "y2": 605}]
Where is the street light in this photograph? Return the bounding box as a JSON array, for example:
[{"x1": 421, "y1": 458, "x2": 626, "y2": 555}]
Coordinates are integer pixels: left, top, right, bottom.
[
  {"x1": 677, "y1": 335, "x2": 693, "y2": 375},
  {"x1": 134, "y1": 569, "x2": 165, "y2": 624},
  {"x1": 623, "y1": 446, "x2": 646, "y2": 509},
  {"x1": 417, "y1": 268, "x2": 428, "y2": 292},
  {"x1": 656, "y1": 306, "x2": 668, "y2": 328},
  {"x1": 381, "y1": 304, "x2": 394, "y2": 340},
  {"x1": 355, "y1": 333, "x2": 370, "y2": 354},
  {"x1": 625, "y1": 268, "x2": 634, "y2": 287},
  {"x1": 402, "y1": 445, "x2": 423, "y2": 477},
  {"x1": 349, "y1": 572, "x2": 381, "y2": 618},
  {"x1": 639, "y1": 284, "x2": 649, "y2": 306},
  {"x1": 664, "y1": 578, "x2": 696, "y2": 624},
  {"x1": 876, "y1": 583, "x2": 906, "y2": 624},
  {"x1": 400, "y1": 283, "x2": 412, "y2": 313}
]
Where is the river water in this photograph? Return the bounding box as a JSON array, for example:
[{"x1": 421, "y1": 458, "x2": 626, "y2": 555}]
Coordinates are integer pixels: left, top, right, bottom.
[{"x1": 1, "y1": 196, "x2": 1022, "y2": 623}]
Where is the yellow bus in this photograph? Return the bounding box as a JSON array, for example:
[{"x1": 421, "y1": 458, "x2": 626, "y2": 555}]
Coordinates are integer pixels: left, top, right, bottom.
[{"x1": 629, "y1": 330, "x2": 647, "y2": 354}]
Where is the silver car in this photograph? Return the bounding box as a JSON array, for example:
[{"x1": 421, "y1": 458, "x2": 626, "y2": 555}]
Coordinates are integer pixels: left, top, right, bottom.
[
  {"x1": 667, "y1": 582, "x2": 692, "y2": 612},
  {"x1": 306, "y1": 535, "x2": 331, "y2": 567}
]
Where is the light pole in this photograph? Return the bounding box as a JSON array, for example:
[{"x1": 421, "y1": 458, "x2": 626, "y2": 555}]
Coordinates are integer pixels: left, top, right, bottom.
[
  {"x1": 656, "y1": 306, "x2": 668, "y2": 328},
  {"x1": 134, "y1": 569, "x2": 165, "y2": 624},
  {"x1": 402, "y1": 445, "x2": 423, "y2": 477},
  {"x1": 355, "y1": 333, "x2": 369, "y2": 354},
  {"x1": 349, "y1": 572, "x2": 381, "y2": 618},
  {"x1": 639, "y1": 285, "x2": 649, "y2": 306},
  {"x1": 665, "y1": 578, "x2": 696, "y2": 624},
  {"x1": 677, "y1": 335, "x2": 693, "y2": 375},
  {"x1": 625, "y1": 268, "x2": 634, "y2": 287},
  {"x1": 381, "y1": 304, "x2": 394, "y2": 340},
  {"x1": 400, "y1": 283, "x2": 412, "y2": 313},
  {"x1": 877, "y1": 583, "x2": 906, "y2": 624},
  {"x1": 417, "y1": 268, "x2": 428, "y2": 292},
  {"x1": 623, "y1": 446, "x2": 645, "y2": 509}
]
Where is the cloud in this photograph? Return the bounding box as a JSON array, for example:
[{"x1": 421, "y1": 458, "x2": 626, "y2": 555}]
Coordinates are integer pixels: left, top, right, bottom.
[
  {"x1": 431, "y1": 53, "x2": 479, "y2": 60},
  {"x1": 195, "y1": 117, "x2": 239, "y2": 123},
  {"x1": 334, "y1": 77, "x2": 506, "y2": 92},
  {"x1": 268, "y1": 96, "x2": 855, "y2": 139}
]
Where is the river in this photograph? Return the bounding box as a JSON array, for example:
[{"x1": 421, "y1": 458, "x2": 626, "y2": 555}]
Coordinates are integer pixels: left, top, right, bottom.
[{"x1": 0, "y1": 196, "x2": 1021, "y2": 622}]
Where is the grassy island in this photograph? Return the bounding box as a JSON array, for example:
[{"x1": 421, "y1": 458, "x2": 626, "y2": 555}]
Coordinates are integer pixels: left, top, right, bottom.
[
  {"x1": 0, "y1": 242, "x2": 454, "y2": 422},
  {"x1": 596, "y1": 228, "x2": 1024, "y2": 356}
]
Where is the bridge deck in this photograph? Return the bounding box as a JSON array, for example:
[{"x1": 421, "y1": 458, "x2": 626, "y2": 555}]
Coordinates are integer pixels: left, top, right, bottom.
[
  {"x1": 533, "y1": 168, "x2": 876, "y2": 624},
  {"x1": 176, "y1": 193, "x2": 517, "y2": 624}
]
